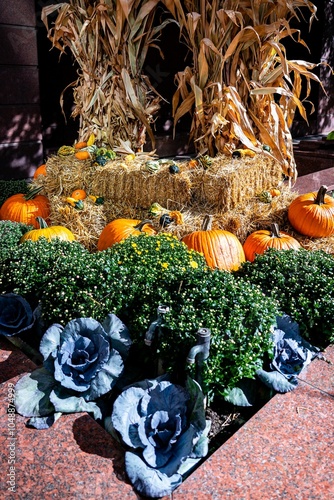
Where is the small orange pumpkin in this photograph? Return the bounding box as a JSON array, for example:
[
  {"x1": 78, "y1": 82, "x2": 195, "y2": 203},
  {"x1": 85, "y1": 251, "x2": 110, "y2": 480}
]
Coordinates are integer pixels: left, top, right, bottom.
[
  {"x1": 20, "y1": 217, "x2": 75, "y2": 243},
  {"x1": 74, "y1": 141, "x2": 88, "y2": 150},
  {"x1": 98, "y1": 219, "x2": 156, "y2": 251},
  {"x1": 269, "y1": 188, "x2": 281, "y2": 197},
  {"x1": 188, "y1": 159, "x2": 199, "y2": 169},
  {"x1": 288, "y1": 185, "x2": 334, "y2": 237},
  {"x1": 181, "y1": 215, "x2": 245, "y2": 271},
  {"x1": 243, "y1": 223, "x2": 301, "y2": 262},
  {"x1": 33, "y1": 164, "x2": 47, "y2": 179},
  {"x1": 0, "y1": 186, "x2": 50, "y2": 228},
  {"x1": 75, "y1": 150, "x2": 90, "y2": 161},
  {"x1": 71, "y1": 189, "x2": 87, "y2": 201}
]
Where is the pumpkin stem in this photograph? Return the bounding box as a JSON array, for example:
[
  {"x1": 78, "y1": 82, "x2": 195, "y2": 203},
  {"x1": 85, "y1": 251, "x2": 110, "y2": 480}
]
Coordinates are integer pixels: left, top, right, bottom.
[
  {"x1": 201, "y1": 214, "x2": 213, "y2": 231},
  {"x1": 24, "y1": 185, "x2": 44, "y2": 200},
  {"x1": 314, "y1": 185, "x2": 328, "y2": 205},
  {"x1": 134, "y1": 219, "x2": 154, "y2": 232},
  {"x1": 270, "y1": 223, "x2": 281, "y2": 238},
  {"x1": 35, "y1": 217, "x2": 48, "y2": 229}
]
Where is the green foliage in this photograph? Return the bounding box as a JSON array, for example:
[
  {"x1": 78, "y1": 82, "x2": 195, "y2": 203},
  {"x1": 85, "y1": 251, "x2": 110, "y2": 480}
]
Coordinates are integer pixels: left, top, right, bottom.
[
  {"x1": 235, "y1": 248, "x2": 334, "y2": 345},
  {"x1": 102, "y1": 233, "x2": 208, "y2": 331},
  {"x1": 157, "y1": 269, "x2": 279, "y2": 400},
  {"x1": 0, "y1": 239, "x2": 90, "y2": 313},
  {"x1": 0, "y1": 220, "x2": 32, "y2": 261},
  {"x1": 0, "y1": 232, "x2": 279, "y2": 400},
  {"x1": 0, "y1": 179, "x2": 30, "y2": 207},
  {"x1": 3, "y1": 226, "x2": 333, "y2": 400},
  {"x1": 40, "y1": 233, "x2": 208, "y2": 327}
]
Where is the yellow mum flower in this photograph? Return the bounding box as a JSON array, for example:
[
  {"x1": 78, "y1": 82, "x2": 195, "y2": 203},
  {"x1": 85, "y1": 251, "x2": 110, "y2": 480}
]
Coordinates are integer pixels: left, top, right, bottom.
[
  {"x1": 161, "y1": 262, "x2": 169, "y2": 269},
  {"x1": 190, "y1": 260, "x2": 198, "y2": 269}
]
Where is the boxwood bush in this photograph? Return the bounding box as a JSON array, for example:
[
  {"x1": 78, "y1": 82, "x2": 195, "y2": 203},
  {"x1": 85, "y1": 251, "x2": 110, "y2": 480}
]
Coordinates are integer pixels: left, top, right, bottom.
[{"x1": 235, "y1": 248, "x2": 334, "y2": 346}]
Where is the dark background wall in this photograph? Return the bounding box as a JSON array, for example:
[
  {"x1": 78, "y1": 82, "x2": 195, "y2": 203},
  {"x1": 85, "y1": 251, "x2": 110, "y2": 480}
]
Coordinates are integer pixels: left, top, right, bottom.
[
  {"x1": 0, "y1": 0, "x2": 332, "y2": 180},
  {"x1": 0, "y1": 0, "x2": 43, "y2": 179}
]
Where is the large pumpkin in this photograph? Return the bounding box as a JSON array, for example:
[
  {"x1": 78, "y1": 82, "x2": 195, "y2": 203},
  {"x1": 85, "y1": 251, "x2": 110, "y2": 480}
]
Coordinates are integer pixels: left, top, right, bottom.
[
  {"x1": 98, "y1": 219, "x2": 156, "y2": 251},
  {"x1": 0, "y1": 186, "x2": 50, "y2": 228},
  {"x1": 181, "y1": 215, "x2": 245, "y2": 271},
  {"x1": 288, "y1": 185, "x2": 334, "y2": 237},
  {"x1": 243, "y1": 223, "x2": 301, "y2": 262},
  {"x1": 20, "y1": 217, "x2": 75, "y2": 243}
]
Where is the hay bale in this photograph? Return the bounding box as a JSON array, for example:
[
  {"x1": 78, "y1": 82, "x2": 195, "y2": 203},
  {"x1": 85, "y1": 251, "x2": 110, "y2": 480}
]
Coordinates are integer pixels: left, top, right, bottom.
[
  {"x1": 90, "y1": 160, "x2": 193, "y2": 209},
  {"x1": 39, "y1": 155, "x2": 97, "y2": 197},
  {"x1": 151, "y1": 184, "x2": 296, "y2": 243},
  {"x1": 190, "y1": 153, "x2": 282, "y2": 211},
  {"x1": 48, "y1": 195, "x2": 107, "y2": 252},
  {"x1": 216, "y1": 185, "x2": 296, "y2": 243},
  {"x1": 34, "y1": 152, "x2": 334, "y2": 255},
  {"x1": 39, "y1": 152, "x2": 281, "y2": 213}
]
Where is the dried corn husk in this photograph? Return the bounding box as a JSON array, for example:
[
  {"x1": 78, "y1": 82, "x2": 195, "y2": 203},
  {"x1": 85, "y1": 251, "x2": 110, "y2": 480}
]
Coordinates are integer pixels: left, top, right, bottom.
[{"x1": 171, "y1": 0, "x2": 329, "y2": 182}]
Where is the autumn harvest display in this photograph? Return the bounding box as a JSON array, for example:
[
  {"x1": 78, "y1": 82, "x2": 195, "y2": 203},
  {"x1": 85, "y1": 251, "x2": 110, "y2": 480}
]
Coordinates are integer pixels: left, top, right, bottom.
[
  {"x1": 1, "y1": 1, "x2": 332, "y2": 259},
  {"x1": 1, "y1": 2, "x2": 334, "y2": 498},
  {"x1": 26, "y1": 0, "x2": 330, "y2": 251}
]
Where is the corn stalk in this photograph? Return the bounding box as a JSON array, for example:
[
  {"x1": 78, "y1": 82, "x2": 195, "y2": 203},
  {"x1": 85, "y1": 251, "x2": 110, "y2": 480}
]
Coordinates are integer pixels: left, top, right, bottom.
[
  {"x1": 171, "y1": 0, "x2": 329, "y2": 179},
  {"x1": 42, "y1": 0, "x2": 175, "y2": 151}
]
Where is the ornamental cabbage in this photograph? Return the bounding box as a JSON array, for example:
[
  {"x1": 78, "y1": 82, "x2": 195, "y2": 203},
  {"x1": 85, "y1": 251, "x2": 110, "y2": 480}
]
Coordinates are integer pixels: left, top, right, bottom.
[
  {"x1": 106, "y1": 375, "x2": 210, "y2": 498},
  {"x1": 0, "y1": 293, "x2": 36, "y2": 336},
  {"x1": 15, "y1": 314, "x2": 131, "y2": 428}
]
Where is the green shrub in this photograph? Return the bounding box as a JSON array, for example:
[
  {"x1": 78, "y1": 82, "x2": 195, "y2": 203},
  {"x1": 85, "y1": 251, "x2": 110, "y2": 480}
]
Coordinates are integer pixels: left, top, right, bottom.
[
  {"x1": 0, "y1": 179, "x2": 30, "y2": 207},
  {"x1": 0, "y1": 238, "x2": 90, "y2": 314},
  {"x1": 235, "y1": 248, "x2": 334, "y2": 345},
  {"x1": 40, "y1": 232, "x2": 208, "y2": 327},
  {"x1": 0, "y1": 220, "x2": 32, "y2": 261},
  {"x1": 94, "y1": 235, "x2": 279, "y2": 399},
  {"x1": 155, "y1": 269, "x2": 279, "y2": 400},
  {"x1": 100, "y1": 233, "x2": 208, "y2": 330},
  {"x1": 0, "y1": 233, "x2": 207, "y2": 327}
]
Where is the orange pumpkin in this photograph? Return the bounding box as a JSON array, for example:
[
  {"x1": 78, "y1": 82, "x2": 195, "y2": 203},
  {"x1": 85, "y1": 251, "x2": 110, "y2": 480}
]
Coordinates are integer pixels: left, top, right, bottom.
[
  {"x1": 269, "y1": 188, "x2": 281, "y2": 197},
  {"x1": 243, "y1": 223, "x2": 301, "y2": 262},
  {"x1": 20, "y1": 217, "x2": 75, "y2": 243},
  {"x1": 75, "y1": 150, "x2": 90, "y2": 161},
  {"x1": 33, "y1": 163, "x2": 47, "y2": 179},
  {"x1": 98, "y1": 219, "x2": 156, "y2": 251},
  {"x1": 0, "y1": 187, "x2": 50, "y2": 228},
  {"x1": 71, "y1": 189, "x2": 87, "y2": 200},
  {"x1": 74, "y1": 141, "x2": 88, "y2": 150},
  {"x1": 188, "y1": 159, "x2": 199, "y2": 169},
  {"x1": 288, "y1": 185, "x2": 334, "y2": 237},
  {"x1": 181, "y1": 215, "x2": 245, "y2": 271}
]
